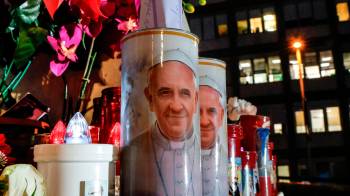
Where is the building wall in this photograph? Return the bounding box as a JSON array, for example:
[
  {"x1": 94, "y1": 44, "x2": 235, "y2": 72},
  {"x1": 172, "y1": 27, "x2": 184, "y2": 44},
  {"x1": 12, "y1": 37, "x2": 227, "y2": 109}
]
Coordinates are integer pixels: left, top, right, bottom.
[{"x1": 188, "y1": 0, "x2": 350, "y2": 183}]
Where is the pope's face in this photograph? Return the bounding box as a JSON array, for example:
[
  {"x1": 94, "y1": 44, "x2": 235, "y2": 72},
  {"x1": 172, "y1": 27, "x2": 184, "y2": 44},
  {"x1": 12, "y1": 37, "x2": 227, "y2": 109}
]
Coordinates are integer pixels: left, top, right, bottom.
[
  {"x1": 199, "y1": 86, "x2": 224, "y2": 149},
  {"x1": 145, "y1": 61, "x2": 198, "y2": 141}
]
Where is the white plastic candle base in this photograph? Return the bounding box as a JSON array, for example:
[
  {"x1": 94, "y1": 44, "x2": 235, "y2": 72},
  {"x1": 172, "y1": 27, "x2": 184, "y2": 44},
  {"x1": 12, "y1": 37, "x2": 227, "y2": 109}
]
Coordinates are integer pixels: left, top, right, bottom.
[{"x1": 34, "y1": 144, "x2": 118, "y2": 196}]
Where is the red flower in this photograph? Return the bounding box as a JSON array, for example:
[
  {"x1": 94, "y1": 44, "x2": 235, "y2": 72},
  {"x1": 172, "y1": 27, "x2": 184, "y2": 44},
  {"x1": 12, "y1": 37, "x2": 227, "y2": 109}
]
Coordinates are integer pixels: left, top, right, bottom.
[
  {"x1": 0, "y1": 134, "x2": 11, "y2": 155},
  {"x1": 69, "y1": 0, "x2": 105, "y2": 22}
]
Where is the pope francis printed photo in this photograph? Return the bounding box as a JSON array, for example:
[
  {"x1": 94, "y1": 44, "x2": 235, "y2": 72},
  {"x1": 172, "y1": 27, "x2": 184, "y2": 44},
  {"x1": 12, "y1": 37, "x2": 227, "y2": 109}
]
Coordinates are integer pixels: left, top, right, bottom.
[
  {"x1": 121, "y1": 49, "x2": 202, "y2": 196},
  {"x1": 199, "y1": 75, "x2": 229, "y2": 196}
]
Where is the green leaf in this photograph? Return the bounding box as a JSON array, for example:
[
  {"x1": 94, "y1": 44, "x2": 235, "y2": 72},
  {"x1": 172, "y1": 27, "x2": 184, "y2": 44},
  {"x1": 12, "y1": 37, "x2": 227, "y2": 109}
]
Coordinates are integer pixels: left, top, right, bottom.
[
  {"x1": 13, "y1": 31, "x2": 35, "y2": 69},
  {"x1": 12, "y1": 27, "x2": 48, "y2": 69},
  {"x1": 28, "y1": 26, "x2": 48, "y2": 47},
  {"x1": 5, "y1": 19, "x2": 17, "y2": 34},
  {"x1": 16, "y1": 0, "x2": 42, "y2": 24}
]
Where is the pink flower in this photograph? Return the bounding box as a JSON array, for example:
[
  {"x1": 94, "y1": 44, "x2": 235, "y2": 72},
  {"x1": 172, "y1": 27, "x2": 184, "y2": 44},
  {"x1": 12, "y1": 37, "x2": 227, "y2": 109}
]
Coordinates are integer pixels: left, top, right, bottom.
[
  {"x1": 47, "y1": 24, "x2": 83, "y2": 76},
  {"x1": 116, "y1": 17, "x2": 138, "y2": 33}
]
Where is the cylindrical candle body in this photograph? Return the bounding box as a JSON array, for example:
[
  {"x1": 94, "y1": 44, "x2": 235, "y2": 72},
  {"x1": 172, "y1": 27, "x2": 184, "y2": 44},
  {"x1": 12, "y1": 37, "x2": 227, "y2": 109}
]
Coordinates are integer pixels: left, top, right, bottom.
[
  {"x1": 198, "y1": 58, "x2": 229, "y2": 196},
  {"x1": 228, "y1": 124, "x2": 244, "y2": 196},
  {"x1": 271, "y1": 155, "x2": 278, "y2": 196},
  {"x1": 240, "y1": 115, "x2": 270, "y2": 151},
  {"x1": 241, "y1": 151, "x2": 258, "y2": 196},
  {"x1": 100, "y1": 87, "x2": 121, "y2": 143},
  {"x1": 120, "y1": 28, "x2": 202, "y2": 196}
]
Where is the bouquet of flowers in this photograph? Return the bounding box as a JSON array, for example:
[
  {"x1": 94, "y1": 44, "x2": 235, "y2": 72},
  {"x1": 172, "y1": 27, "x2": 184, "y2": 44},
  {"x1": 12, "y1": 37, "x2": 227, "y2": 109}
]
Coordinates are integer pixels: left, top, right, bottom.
[
  {"x1": 0, "y1": 0, "x2": 139, "y2": 110},
  {"x1": 0, "y1": 0, "x2": 206, "y2": 113}
]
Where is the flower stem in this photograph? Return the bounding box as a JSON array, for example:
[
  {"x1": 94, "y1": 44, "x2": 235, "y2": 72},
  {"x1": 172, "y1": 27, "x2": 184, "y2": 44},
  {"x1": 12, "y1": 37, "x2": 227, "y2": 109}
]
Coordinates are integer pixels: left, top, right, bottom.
[
  {"x1": 82, "y1": 37, "x2": 96, "y2": 79},
  {"x1": 76, "y1": 37, "x2": 96, "y2": 112},
  {"x1": 1, "y1": 60, "x2": 32, "y2": 96},
  {"x1": 4, "y1": 60, "x2": 14, "y2": 80},
  {"x1": 80, "y1": 51, "x2": 97, "y2": 100},
  {"x1": 11, "y1": 60, "x2": 31, "y2": 90}
]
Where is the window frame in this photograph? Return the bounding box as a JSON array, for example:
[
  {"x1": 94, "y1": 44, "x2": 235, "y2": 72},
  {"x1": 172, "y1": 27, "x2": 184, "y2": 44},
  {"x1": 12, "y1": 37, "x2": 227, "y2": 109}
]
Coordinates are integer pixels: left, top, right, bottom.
[
  {"x1": 283, "y1": 0, "x2": 328, "y2": 23},
  {"x1": 310, "y1": 109, "x2": 326, "y2": 133},
  {"x1": 273, "y1": 123, "x2": 283, "y2": 134},
  {"x1": 336, "y1": 1, "x2": 350, "y2": 22},
  {"x1": 342, "y1": 52, "x2": 350, "y2": 72},
  {"x1": 189, "y1": 14, "x2": 229, "y2": 41},
  {"x1": 239, "y1": 55, "x2": 283, "y2": 85},
  {"x1": 295, "y1": 106, "x2": 342, "y2": 134},
  {"x1": 326, "y1": 106, "x2": 342, "y2": 132},
  {"x1": 236, "y1": 7, "x2": 277, "y2": 35},
  {"x1": 215, "y1": 14, "x2": 229, "y2": 38},
  {"x1": 289, "y1": 50, "x2": 335, "y2": 80}
]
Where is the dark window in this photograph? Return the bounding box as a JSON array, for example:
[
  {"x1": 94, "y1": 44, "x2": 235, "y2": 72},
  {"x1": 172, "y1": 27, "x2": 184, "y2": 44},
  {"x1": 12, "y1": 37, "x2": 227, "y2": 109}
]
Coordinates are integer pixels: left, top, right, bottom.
[
  {"x1": 284, "y1": 0, "x2": 327, "y2": 22},
  {"x1": 284, "y1": 4, "x2": 298, "y2": 21},
  {"x1": 189, "y1": 18, "x2": 202, "y2": 39},
  {"x1": 203, "y1": 16, "x2": 216, "y2": 40},
  {"x1": 313, "y1": 0, "x2": 327, "y2": 20},
  {"x1": 298, "y1": 1, "x2": 313, "y2": 19},
  {"x1": 189, "y1": 14, "x2": 229, "y2": 40}
]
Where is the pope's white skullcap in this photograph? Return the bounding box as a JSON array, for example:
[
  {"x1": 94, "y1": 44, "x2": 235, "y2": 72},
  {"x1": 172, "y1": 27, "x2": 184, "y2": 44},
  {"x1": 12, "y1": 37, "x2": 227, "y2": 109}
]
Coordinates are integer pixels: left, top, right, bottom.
[
  {"x1": 150, "y1": 49, "x2": 196, "y2": 75},
  {"x1": 199, "y1": 75, "x2": 223, "y2": 97}
]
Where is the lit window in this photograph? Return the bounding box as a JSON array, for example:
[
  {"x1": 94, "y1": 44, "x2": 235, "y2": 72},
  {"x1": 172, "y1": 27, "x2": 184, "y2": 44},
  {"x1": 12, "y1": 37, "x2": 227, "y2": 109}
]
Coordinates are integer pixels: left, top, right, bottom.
[
  {"x1": 237, "y1": 20, "x2": 248, "y2": 34},
  {"x1": 290, "y1": 51, "x2": 336, "y2": 80},
  {"x1": 239, "y1": 60, "x2": 253, "y2": 84},
  {"x1": 263, "y1": 14, "x2": 277, "y2": 31},
  {"x1": 274, "y1": 123, "x2": 283, "y2": 134},
  {"x1": 236, "y1": 11, "x2": 248, "y2": 35},
  {"x1": 268, "y1": 56, "x2": 283, "y2": 82},
  {"x1": 250, "y1": 17, "x2": 263, "y2": 33},
  {"x1": 305, "y1": 66, "x2": 321, "y2": 79},
  {"x1": 326, "y1": 107, "x2": 342, "y2": 132},
  {"x1": 289, "y1": 54, "x2": 303, "y2": 80},
  {"x1": 295, "y1": 111, "x2": 307, "y2": 133},
  {"x1": 310, "y1": 109, "x2": 325, "y2": 133},
  {"x1": 343, "y1": 52, "x2": 350, "y2": 72},
  {"x1": 237, "y1": 8, "x2": 277, "y2": 34},
  {"x1": 263, "y1": 8, "x2": 277, "y2": 32},
  {"x1": 277, "y1": 165, "x2": 290, "y2": 177},
  {"x1": 216, "y1": 14, "x2": 228, "y2": 37},
  {"x1": 253, "y1": 58, "x2": 267, "y2": 83},
  {"x1": 336, "y1": 2, "x2": 350, "y2": 22},
  {"x1": 304, "y1": 52, "x2": 320, "y2": 79},
  {"x1": 320, "y1": 50, "x2": 335, "y2": 77},
  {"x1": 217, "y1": 24, "x2": 228, "y2": 37}
]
